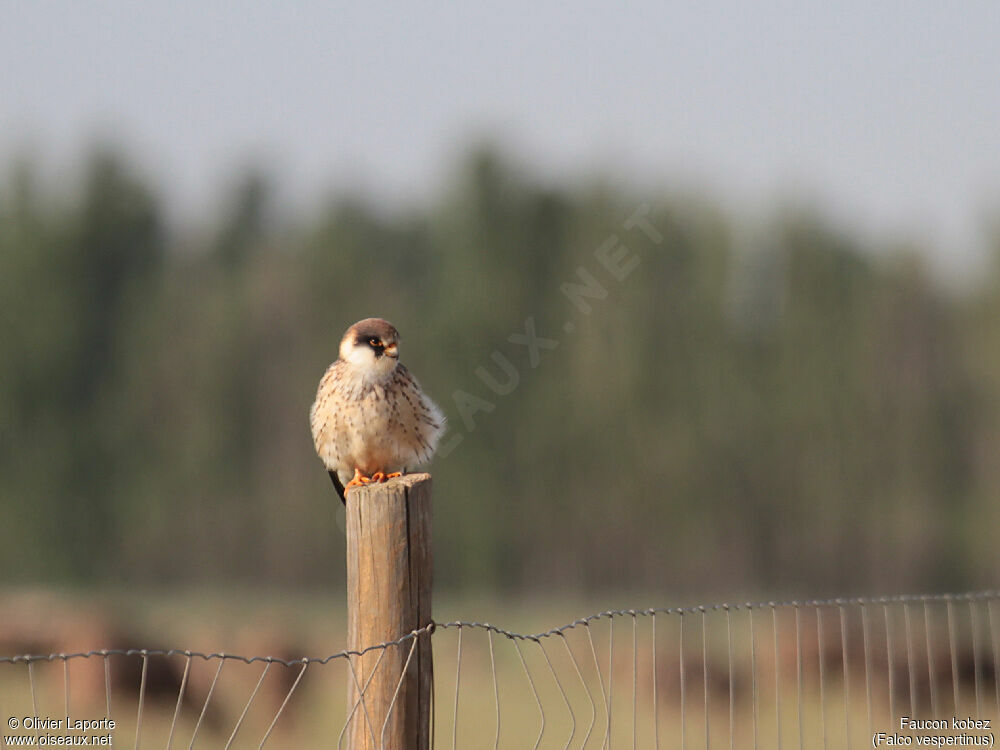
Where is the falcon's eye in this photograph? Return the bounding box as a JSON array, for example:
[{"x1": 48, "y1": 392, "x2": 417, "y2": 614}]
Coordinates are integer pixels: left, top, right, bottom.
[{"x1": 368, "y1": 337, "x2": 382, "y2": 348}]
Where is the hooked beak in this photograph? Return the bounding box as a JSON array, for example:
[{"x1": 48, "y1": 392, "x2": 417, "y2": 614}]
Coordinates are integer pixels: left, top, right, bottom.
[{"x1": 384, "y1": 343, "x2": 399, "y2": 359}]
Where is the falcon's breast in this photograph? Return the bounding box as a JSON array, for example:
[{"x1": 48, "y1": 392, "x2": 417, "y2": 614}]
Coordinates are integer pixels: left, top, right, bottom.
[{"x1": 310, "y1": 361, "x2": 445, "y2": 478}]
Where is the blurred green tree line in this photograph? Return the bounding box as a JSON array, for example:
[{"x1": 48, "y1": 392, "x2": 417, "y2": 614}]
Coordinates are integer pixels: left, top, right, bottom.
[{"x1": 1, "y1": 147, "x2": 998, "y2": 596}]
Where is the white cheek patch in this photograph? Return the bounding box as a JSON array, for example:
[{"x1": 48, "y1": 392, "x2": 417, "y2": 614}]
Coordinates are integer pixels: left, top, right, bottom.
[
  {"x1": 344, "y1": 346, "x2": 375, "y2": 368},
  {"x1": 342, "y1": 346, "x2": 400, "y2": 391}
]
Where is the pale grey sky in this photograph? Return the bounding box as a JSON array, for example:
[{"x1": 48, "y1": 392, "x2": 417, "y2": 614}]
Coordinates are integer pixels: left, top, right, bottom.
[{"x1": 2, "y1": 1, "x2": 999, "y2": 272}]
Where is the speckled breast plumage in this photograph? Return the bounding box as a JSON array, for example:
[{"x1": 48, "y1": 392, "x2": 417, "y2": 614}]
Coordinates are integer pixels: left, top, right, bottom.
[{"x1": 310, "y1": 360, "x2": 445, "y2": 482}]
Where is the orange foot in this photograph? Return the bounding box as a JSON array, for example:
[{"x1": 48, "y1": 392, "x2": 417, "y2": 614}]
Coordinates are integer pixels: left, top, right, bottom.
[
  {"x1": 344, "y1": 467, "x2": 374, "y2": 490},
  {"x1": 368, "y1": 471, "x2": 403, "y2": 483}
]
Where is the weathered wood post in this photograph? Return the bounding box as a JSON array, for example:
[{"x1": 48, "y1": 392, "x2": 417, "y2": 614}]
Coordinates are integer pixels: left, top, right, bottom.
[{"x1": 345, "y1": 473, "x2": 432, "y2": 750}]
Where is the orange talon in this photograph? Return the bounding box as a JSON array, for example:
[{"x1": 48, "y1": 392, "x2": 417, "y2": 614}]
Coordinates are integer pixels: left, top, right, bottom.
[
  {"x1": 344, "y1": 467, "x2": 374, "y2": 490},
  {"x1": 385, "y1": 471, "x2": 403, "y2": 479},
  {"x1": 370, "y1": 471, "x2": 386, "y2": 483}
]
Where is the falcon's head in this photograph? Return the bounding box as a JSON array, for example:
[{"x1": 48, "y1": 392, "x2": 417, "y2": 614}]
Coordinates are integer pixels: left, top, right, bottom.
[{"x1": 339, "y1": 318, "x2": 401, "y2": 379}]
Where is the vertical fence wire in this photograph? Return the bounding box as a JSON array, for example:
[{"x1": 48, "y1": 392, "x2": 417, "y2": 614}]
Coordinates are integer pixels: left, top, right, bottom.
[
  {"x1": 27, "y1": 661, "x2": 40, "y2": 743},
  {"x1": 652, "y1": 612, "x2": 659, "y2": 750},
  {"x1": 224, "y1": 662, "x2": 270, "y2": 750},
  {"x1": 924, "y1": 601, "x2": 939, "y2": 716},
  {"x1": 62, "y1": 657, "x2": 70, "y2": 720},
  {"x1": 632, "y1": 613, "x2": 638, "y2": 750},
  {"x1": 380, "y1": 638, "x2": 419, "y2": 750},
  {"x1": 904, "y1": 603, "x2": 917, "y2": 718},
  {"x1": 258, "y1": 660, "x2": 307, "y2": 749},
  {"x1": 166, "y1": 654, "x2": 192, "y2": 750},
  {"x1": 487, "y1": 630, "x2": 500, "y2": 750},
  {"x1": 726, "y1": 607, "x2": 734, "y2": 750},
  {"x1": 702, "y1": 608, "x2": 710, "y2": 750},
  {"x1": 512, "y1": 638, "x2": 545, "y2": 749},
  {"x1": 680, "y1": 612, "x2": 686, "y2": 750},
  {"x1": 838, "y1": 604, "x2": 849, "y2": 749},
  {"x1": 541, "y1": 636, "x2": 576, "y2": 750},
  {"x1": 585, "y1": 623, "x2": 610, "y2": 750},
  {"x1": 341, "y1": 648, "x2": 385, "y2": 749},
  {"x1": 749, "y1": 607, "x2": 759, "y2": 750},
  {"x1": 948, "y1": 599, "x2": 961, "y2": 714},
  {"x1": 795, "y1": 605, "x2": 804, "y2": 750},
  {"x1": 971, "y1": 599, "x2": 985, "y2": 717},
  {"x1": 135, "y1": 652, "x2": 148, "y2": 750},
  {"x1": 817, "y1": 607, "x2": 827, "y2": 750},
  {"x1": 607, "y1": 618, "x2": 614, "y2": 750},
  {"x1": 102, "y1": 651, "x2": 112, "y2": 719},
  {"x1": 452, "y1": 626, "x2": 463, "y2": 750},
  {"x1": 189, "y1": 657, "x2": 224, "y2": 749},
  {"x1": 884, "y1": 603, "x2": 895, "y2": 724},
  {"x1": 561, "y1": 632, "x2": 596, "y2": 746},
  {"x1": 773, "y1": 605, "x2": 782, "y2": 750}
]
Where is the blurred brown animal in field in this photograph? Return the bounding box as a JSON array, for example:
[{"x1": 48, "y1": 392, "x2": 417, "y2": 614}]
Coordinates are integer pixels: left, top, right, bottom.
[{"x1": 0, "y1": 593, "x2": 219, "y2": 727}]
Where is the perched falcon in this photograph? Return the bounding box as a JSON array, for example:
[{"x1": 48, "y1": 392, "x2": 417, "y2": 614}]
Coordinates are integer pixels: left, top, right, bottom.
[{"x1": 310, "y1": 318, "x2": 446, "y2": 503}]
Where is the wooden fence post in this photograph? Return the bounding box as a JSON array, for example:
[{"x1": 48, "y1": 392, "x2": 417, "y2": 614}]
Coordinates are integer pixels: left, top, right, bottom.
[{"x1": 345, "y1": 473, "x2": 433, "y2": 750}]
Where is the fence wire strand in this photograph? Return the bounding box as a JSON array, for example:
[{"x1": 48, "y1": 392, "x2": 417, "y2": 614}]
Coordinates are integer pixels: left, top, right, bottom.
[
  {"x1": 561, "y1": 631, "x2": 596, "y2": 746},
  {"x1": 135, "y1": 652, "x2": 148, "y2": 750},
  {"x1": 511, "y1": 637, "x2": 544, "y2": 749},
  {"x1": 838, "y1": 604, "x2": 849, "y2": 748},
  {"x1": 3, "y1": 589, "x2": 999, "y2": 748},
  {"x1": 166, "y1": 654, "x2": 191, "y2": 750},
  {"x1": 225, "y1": 662, "x2": 270, "y2": 749},
  {"x1": 949, "y1": 599, "x2": 961, "y2": 714},
  {"x1": 773, "y1": 605, "x2": 782, "y2": 750},
  {"x1": 750, "y1": 607, "x2": 758, "y2": 750},
  {"x1": 924, "y1": 601, "x2": 939, "y2": 716}
]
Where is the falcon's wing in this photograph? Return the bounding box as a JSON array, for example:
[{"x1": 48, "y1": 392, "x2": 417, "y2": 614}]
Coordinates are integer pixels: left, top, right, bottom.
[
  {"x1": 329, "y1": 470, "x2": 346, "y2": 505},
  {"x1": 392, "y1": 364, "x2": 446, "y2": 465}
]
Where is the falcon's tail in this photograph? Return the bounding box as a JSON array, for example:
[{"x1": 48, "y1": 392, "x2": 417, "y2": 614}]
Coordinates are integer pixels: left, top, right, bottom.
[{"x1": 329, "y1": 470, "x2": 346, "y2": 505}]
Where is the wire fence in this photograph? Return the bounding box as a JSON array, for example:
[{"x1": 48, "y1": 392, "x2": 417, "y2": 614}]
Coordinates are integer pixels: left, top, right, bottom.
[{"x1": 2, "y1": 590, "x2": 999, "y2": 748}]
